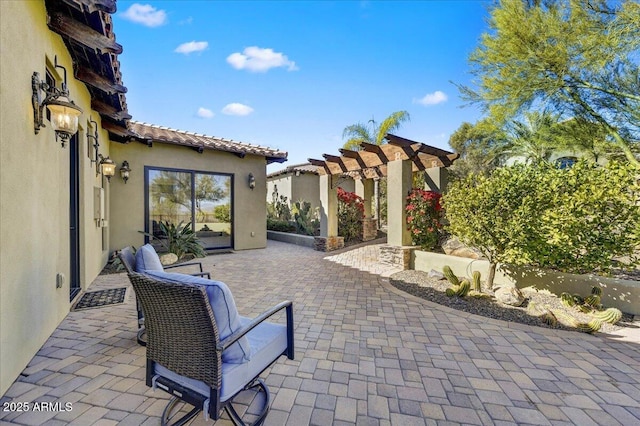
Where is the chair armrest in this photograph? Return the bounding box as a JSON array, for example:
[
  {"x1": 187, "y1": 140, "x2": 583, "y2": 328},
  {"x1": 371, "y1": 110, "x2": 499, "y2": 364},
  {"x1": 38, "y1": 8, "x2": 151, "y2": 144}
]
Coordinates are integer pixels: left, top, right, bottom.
[
  {"x1": 218, "y1": 301, "x2": 294, "y2": 358},
  {"x1": 165, "y1": 261, "x2": 205, "y2": 273}
]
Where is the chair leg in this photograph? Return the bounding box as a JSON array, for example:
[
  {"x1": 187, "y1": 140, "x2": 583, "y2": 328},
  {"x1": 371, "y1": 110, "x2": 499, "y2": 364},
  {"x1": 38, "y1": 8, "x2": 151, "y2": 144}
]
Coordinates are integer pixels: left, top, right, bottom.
[
  {"x1": 161, "y1": 396, "x2": 201, "y2": 426},
  {"x1": 137, "y1": 327, "x2": 147, "y2": 347},
  {"x1": 224, "y1": 378, "x2": 271, "y2": 426}
]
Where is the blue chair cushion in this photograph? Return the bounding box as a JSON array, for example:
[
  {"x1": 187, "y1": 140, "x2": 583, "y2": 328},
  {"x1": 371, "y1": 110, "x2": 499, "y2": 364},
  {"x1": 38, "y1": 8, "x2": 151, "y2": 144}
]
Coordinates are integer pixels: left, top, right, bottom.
[
  {"x1": 154, "y1": 317, "x2": 288, "y2": 402},
  {"x1": 142, "y1": 270, "x2": 251, "y2": 364},
  {"x1": 135, "y1": 244, "x2": 164, "y2": 272}
]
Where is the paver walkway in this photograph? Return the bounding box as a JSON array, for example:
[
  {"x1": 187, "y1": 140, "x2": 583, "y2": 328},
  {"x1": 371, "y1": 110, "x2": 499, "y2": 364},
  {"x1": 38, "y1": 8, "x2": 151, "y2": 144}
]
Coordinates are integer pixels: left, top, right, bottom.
[{"x1": 1, "y1": 240, "x2": 639, "y2": 425}]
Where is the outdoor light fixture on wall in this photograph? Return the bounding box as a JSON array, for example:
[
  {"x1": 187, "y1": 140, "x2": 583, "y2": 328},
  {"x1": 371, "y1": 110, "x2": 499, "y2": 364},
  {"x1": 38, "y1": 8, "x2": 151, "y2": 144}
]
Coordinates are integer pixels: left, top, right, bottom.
[
  {"x1": 248, "y1": 172, "x2": 256, "y2": 190},
  {"x1": 32, "y1": 56, "x2": 82, "y2": 147},
  {"x1": 120, "y1": 161, "x2": 131, "y2": 184},
  {"x1": 98, "y1": 154, "x2": 116, "y2": 182},
  {"x1": 87, "y1": 118, "x2": 100, "y2": 166}
]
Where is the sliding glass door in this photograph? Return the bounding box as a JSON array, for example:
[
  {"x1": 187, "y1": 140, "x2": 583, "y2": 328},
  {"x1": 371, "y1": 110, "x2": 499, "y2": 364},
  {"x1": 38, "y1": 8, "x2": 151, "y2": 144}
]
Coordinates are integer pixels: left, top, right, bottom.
[{"x1": 146, "y1": 167, "x2": 232, "y2": 250}]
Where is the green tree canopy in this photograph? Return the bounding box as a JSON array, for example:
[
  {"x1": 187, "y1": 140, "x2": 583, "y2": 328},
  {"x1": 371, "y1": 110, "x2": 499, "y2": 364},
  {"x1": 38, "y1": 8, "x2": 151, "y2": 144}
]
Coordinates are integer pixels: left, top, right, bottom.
[
  {"x1": 342, "y1": 111, "x2": 410, "y2": 150},
  {"x1": 459, "y1": 0, "x2": 640, "y2": 167}
]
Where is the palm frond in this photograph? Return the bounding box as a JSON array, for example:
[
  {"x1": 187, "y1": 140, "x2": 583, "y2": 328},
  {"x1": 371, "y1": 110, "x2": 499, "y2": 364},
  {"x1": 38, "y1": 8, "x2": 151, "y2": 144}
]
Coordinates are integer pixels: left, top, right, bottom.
[
  {"x1": 377, "y1": 111, "x2": 410, "y2": 144},
  {"x1": 342, "y1": 123, "x2": 373, "y2": 149}
]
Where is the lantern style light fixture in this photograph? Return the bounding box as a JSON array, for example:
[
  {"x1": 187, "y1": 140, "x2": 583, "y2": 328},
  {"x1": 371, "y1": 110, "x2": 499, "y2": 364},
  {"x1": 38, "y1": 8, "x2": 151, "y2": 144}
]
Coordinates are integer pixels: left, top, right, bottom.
[
  {"x1": 32, "y1": 57, "x2": 82, "y2": 147},
  {"x1": 98, "y1": 155, "x2": 116, "y2": 182},
  {"x1": 120, "y1": 161, "x2": 131, "y2": 184},
  {"x1": 248, "y1": 172, "x2": 256, "y2": 190},
  {"x1": 87, "y1": 118, "x2": 100, "y2": 166}
]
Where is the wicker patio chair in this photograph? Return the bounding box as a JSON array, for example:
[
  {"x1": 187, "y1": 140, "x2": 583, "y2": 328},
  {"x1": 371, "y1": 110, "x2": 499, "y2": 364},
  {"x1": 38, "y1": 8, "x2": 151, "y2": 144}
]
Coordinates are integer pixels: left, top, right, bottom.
[
  {"x1": 118, "y1": 245, "x2": 211, "y2": 346},
  {"x1": 127, "y1": 272, "x2": 294, "y2": 426}
]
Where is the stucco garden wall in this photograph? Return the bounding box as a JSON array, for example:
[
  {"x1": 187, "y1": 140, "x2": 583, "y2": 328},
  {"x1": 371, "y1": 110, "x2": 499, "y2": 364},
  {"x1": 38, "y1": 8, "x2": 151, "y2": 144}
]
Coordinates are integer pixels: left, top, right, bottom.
[
  {"x1": 413, "y1": 251, "x2": 640, "y2": 316},
  {"x1": 0, "y1": 1, "x2": 110, "y2": 395},
  {"x1": 109, "y1": 141, "x2": 268, "y2": 252}
]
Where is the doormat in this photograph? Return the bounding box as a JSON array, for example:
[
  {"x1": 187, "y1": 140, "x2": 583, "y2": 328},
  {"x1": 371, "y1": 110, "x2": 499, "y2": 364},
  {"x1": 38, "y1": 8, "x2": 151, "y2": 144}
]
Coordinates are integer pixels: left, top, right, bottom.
[{"x1": 73, "y1": 287, "x2": 127, "y2": 310}]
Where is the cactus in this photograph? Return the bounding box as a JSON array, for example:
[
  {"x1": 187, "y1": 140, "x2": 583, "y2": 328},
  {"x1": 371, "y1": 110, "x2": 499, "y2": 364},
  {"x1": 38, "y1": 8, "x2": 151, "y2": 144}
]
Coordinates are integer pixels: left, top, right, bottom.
[
  {"x1": 445, "y1": 288, "x2": 456, "y2": 297},
  {"x1": 584, "y1": 294, "x2": 601, "y2": 308},
  {"x1": 594, "y1": 307, "x2": 623, "y2": 325},
  {"x1": 540, "y1": 310, "x2": 557, "y2": 327},
  {"x1": 591, "y1": 286, "x2": 603, "y2": 296},
  {"x1": 560, "y1": 292, "x2": 575, "y2": 307},
  {"x1": 578, "y1": 304, "x2": 593, "y2": 313},
  {"x1": 472, "y1": 271, "x2": 482, "y2": 292},
  {"x1": 442, "y1": 266, "x2": 460, "y2": 286},
  {"x1": 572, "y1": 294, "x2": 584, "y2": 305},
  {"x1": 575, "y1": 319, "x2": 602, "y2": 334},
  {"x1": 456, "y1": 280, "x2": 471, "y2": 297}
]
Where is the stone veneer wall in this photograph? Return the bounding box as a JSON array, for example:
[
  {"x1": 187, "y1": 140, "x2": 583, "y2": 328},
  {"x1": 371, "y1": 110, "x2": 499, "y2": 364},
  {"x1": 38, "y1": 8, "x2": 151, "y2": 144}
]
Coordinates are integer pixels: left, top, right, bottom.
[
  {"x1": 362, "y1": 218, "x2": 377, "y2": 242},
  {"x1": 379, "y1": 245, "x2": 417, "y2": 270},
  {"x1": 314, "y1": 236, "x2": 345, "y2": 252}
]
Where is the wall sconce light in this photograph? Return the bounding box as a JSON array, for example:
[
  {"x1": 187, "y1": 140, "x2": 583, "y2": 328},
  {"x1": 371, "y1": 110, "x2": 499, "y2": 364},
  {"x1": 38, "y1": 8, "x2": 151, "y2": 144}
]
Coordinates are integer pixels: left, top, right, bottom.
[
  {"x1": 120, "y1": 161, "x2": 131, "y2": 184},
  {"x1": 248, "y1": 172, "x2": 256, "y2": 190},
  {"x1": 87, "y1": 118, "x2": 100, "y2": 166},
  {"x1": 32, "y1": 56, "x2": 82, "y2": 147},
  {"x1": 98, "y1": 154, "x2": 116, "y2": 182}
]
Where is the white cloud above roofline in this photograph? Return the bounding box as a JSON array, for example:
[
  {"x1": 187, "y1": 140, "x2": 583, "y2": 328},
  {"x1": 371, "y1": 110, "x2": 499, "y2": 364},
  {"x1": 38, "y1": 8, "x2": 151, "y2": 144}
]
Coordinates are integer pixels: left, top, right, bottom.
[
  {"x1": 175, "y1": 41, "x2": 208, "y2": 54},
  {"x1": 121, "y1": 3, "x2": 167, "y2": 27},
  {"x1": 222, "y1": 103, "x2": 254, "y2": 116},
  {"x1": 226, "y1": 46, "x2": 298, "y2": 73},
  {"x1": 197, "y1": 107, "x2": 214, "y2": 119},
  {"x1": 413, "y1": 90, "x2": 448, "y2": 106}
]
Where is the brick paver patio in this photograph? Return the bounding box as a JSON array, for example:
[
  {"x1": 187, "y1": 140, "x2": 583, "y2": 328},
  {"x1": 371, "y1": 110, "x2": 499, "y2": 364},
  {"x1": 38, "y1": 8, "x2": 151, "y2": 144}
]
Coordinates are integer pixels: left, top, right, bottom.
[{"x1": 1, "y1": 240, "x2": 639, "y2": 425}]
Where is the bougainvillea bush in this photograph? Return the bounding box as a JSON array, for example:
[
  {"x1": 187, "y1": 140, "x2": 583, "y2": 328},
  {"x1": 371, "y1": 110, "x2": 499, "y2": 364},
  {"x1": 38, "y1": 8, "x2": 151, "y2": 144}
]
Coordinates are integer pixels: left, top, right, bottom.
[
  {"x1": 337, "y1": 187, "x2": 364, "y2": 242},
  {"x1": 405, "y1": 189, "x2": 442, "y2": 250}
]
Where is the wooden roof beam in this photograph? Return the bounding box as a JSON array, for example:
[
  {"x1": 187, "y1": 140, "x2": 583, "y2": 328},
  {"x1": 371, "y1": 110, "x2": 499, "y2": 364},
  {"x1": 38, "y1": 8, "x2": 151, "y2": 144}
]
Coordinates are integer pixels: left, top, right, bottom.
[
  {"x1": 360, "y1": 142, "x2": 389, "y2": 164},
  {"x1": 91, "y1": 99, "x2": 132, "y2": 121},
  {"x1": 101, "y1": 120, "x2": 132, "y2": 138},
  {"x1": 76, "y1": 66, "x2": 127, "y2": 94},
  {"x1": 48, "y1": 12, "x2": 123, "y2": 54},
  {"x1": 308, "y1": 158, "x2": 330, "y2": 175},
  {"x1": 60, "y1": 0, "x2": 117, "y2": 14},
  {"x1": 323, "y1": 154, "x2": 348, "y2": 173}
]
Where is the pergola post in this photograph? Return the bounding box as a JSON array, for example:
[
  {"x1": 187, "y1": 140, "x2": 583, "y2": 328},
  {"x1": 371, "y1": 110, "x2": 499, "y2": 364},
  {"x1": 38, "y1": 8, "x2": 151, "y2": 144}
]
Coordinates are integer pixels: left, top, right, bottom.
[
  {"x1": 356, "y1": 178, "x2": 377, "y2": 241},
  {"x1": 315, "y1": 174, "x2": 344, "y2": 251},
  {"x1": 424, "y1": 166, "x2": 449, "y2": 193}
]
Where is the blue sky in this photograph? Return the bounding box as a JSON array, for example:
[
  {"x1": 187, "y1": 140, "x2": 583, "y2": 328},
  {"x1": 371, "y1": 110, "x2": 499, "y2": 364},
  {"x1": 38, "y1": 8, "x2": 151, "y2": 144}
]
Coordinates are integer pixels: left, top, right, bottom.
[{"x1": 114, "y1": 1, "x2": 490, "y2": 172}]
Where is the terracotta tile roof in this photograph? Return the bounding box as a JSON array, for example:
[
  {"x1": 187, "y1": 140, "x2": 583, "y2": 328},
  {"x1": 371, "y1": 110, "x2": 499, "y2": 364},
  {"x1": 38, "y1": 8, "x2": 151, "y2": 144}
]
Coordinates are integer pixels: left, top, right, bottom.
[
  {"x1": 129, "y1": 121, "x2": 288, "y2": 164},
  {"x1": 267, "y1": 163, "x2": 320, "y2": 178}
]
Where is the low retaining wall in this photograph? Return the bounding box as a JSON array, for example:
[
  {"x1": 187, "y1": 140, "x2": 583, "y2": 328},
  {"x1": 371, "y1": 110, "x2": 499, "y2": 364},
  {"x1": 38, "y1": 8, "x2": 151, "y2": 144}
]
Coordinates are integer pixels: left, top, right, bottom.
[
  {"x1": 413, "y1": 250, "x2": 640, "y2": 316},
  {"x1": 267, "y1": 230, "x2": 315, "y2": 248}
]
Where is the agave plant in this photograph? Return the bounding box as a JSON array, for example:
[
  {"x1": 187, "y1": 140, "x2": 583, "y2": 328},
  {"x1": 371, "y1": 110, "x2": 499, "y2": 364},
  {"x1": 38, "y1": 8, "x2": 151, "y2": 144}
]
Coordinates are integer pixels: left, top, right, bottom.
[{"x1": 140, "y1": 221, "x2": 206, "y2": 259}]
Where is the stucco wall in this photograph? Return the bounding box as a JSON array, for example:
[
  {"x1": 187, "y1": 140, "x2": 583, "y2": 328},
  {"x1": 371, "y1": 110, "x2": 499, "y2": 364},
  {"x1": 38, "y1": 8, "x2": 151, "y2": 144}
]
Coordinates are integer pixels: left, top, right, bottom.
[
  {"x1": 0, "y1": 1, "x2": 109, "y2": 396},
  {"x1": 267, "y1": 174, "x2": 293, "y2": 206},
  {"x1": 109, "y1": 141, "x2": 268, "y2": 252},
  {"x1": 292, "y1": 173, "x2": 320, "y2": 210}
]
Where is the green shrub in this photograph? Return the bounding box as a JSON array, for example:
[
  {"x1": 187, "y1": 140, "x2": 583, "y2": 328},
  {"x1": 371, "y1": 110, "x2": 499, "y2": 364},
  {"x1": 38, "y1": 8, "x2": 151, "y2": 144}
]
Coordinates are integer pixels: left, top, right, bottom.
[
  {"x1": 443, "y1": 160, "x2": 640, "y2": 287},
  {"x1": 267, "y1": 218, "x2": 297, "y2": 233},
  {"x1": 213, "y1": 204, "x2": 230, "y2": 223}
]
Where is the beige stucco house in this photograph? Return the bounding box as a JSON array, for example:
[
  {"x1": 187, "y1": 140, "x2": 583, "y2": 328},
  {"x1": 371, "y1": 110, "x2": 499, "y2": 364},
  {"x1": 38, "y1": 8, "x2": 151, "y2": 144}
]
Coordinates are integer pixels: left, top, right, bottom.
[
  {"x1": 0, "y1": 0, "x2": 286, "y2": 396},
  {"x1": 267, "y1": 163, "x2": 354, "y2": 212}
]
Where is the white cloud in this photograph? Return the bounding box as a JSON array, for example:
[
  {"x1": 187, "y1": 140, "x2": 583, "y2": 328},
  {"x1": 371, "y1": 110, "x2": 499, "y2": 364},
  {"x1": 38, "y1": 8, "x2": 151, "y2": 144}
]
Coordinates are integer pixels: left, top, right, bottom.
[
  {"x1": 197, "y1": 108, "x2": 214, "y2": 119},
  {"x1": 414, "y1": 91, "x2": 448, "y2": 106},
  {"x1": 222, "y1": 103, "x2": 254, "y2": 116},
  {"x1": 121, "y1": 4, "x2": 167, "y2": 27},
  {"x1": 226, "y1": 47, "x2": 298, "y2": 73},
  {"x1": 175, "y1": 41, "x2": 208, "y2": 54}
]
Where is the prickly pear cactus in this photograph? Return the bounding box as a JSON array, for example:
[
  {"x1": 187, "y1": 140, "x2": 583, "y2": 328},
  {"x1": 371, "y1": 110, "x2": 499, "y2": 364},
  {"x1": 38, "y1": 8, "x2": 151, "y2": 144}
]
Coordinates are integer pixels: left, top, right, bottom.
[
  {"x1": 472, "y1": 271, "x2": 482, "y2": 292},
  {"x1": 442, "y1": 266, "x2": 460, "y2": 286}
]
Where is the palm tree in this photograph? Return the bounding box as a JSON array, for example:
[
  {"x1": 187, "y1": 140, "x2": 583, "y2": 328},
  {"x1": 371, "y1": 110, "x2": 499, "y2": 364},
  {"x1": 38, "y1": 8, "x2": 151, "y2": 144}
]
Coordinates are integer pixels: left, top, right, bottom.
[
  {"x1": 342, "y1": 111, "x2": 410, "y2": 227},
  {"x1": 342, "y1": 111, "x2": 410, "y2": 150}
]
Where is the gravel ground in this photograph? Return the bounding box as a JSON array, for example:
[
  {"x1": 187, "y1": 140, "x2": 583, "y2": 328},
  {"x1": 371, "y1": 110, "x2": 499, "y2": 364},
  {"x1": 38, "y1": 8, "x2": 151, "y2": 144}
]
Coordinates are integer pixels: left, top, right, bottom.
[{"x1": 390, "y1": 270, "x2": 635, "y2": 335}]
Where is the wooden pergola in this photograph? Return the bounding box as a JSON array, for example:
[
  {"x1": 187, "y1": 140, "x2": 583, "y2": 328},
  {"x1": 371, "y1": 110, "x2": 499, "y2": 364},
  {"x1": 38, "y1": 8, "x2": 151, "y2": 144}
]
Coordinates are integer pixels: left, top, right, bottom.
[{"x1": 308, "y1": 134, "x2": 459, "y2": 180}]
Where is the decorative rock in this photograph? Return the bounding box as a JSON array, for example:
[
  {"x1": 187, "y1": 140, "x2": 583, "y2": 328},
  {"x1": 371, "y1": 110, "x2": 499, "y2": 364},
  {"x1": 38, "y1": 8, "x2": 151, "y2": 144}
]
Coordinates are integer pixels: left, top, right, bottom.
[
  {"x1": 428, "y1": 269, "x2": 446, "y2": 280},
  {"x1": 495, "y1": 286, "x2": 525, "y2": 307},
  {"x1": 442, "y1": 237, "x2": 483, "y2": 260},
  {"x1": 160, "y1": 253, "x2": 178, "y2": 266}
]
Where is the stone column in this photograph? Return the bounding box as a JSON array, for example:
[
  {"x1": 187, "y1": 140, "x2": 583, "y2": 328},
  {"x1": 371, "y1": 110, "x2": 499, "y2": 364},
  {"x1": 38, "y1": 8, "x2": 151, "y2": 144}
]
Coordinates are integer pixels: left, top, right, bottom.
[
  {"x1": 387, "y1": 158, "x2": 413, "y2": 247},
  {"x1": 356, "y1": 178, "x2": 377, "y2": 241},
  {"x1": 316, "y1": 173, "x2": 343, "y2": 251},
  {"x1": 424, "y1": 166, "x2": 449, "y2": 193}
]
